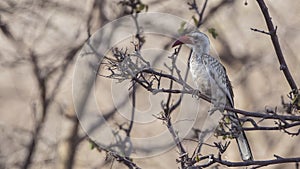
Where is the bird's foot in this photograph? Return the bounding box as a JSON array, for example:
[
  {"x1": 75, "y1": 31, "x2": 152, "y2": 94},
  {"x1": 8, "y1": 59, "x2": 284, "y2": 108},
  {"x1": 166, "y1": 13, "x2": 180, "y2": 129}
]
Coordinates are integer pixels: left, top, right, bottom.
[{"x1": 192, "y1": 89, "x2": 201, "y2": 100}]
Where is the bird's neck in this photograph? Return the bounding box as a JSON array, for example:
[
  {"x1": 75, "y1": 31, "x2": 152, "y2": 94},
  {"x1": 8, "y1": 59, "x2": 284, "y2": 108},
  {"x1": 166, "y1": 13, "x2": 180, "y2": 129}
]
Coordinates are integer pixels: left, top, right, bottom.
[{"x1": 192, "y1": 43, "x2": 210, "y2": 61}]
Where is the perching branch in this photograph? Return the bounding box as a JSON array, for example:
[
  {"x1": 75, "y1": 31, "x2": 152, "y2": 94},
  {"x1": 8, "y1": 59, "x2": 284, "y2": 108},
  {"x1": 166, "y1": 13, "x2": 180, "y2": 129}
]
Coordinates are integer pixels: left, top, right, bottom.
[{"x1": 192, "y1": 154, "x2": 300, "y2": 168}]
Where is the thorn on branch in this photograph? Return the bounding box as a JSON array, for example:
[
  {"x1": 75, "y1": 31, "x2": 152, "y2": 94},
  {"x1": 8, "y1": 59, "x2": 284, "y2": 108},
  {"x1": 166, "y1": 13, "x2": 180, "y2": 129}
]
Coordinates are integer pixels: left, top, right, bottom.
[
  {"x1": 274, "y1": 154, "x2": 283, "y2": 159},
  {"x1": 280, "y1": 64, "x2": 287, "y2": 70},
  {"x1": 250, "y1": 28, "x2": 271, "y2": 35}
]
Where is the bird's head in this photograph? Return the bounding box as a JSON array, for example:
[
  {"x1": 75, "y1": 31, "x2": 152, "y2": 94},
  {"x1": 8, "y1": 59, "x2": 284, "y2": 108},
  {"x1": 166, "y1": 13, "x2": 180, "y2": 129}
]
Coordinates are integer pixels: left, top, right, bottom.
[{"x1": 172, "y1": 30, "x2": 210, "y2": 54}]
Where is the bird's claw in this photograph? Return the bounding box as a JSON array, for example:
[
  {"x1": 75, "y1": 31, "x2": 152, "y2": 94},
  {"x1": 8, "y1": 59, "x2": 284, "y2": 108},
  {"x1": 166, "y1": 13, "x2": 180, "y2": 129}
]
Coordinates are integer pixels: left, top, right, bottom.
[{"x1": 192, "y1": 89, "x2": 201, "y2": 99}]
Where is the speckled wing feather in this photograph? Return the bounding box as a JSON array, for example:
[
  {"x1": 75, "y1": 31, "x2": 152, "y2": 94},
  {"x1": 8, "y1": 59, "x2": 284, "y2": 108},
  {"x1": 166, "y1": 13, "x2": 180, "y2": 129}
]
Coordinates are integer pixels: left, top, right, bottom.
[{"x1": 202, "y1": 54, "x2": 234, "y2": 107}]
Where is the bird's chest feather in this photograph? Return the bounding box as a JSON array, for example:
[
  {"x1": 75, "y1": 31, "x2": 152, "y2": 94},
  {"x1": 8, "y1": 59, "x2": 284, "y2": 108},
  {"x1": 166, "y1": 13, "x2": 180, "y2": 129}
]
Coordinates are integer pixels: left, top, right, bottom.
[{"x1": 189, "y1": 56, "x2": 212, "y2": 95}]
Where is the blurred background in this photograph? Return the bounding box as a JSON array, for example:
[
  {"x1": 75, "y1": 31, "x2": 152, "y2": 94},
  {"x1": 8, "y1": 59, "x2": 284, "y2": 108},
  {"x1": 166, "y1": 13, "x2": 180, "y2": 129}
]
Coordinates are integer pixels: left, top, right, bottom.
[{"x1": 1, "y1": 0, "x2": 300, "y2": 168}]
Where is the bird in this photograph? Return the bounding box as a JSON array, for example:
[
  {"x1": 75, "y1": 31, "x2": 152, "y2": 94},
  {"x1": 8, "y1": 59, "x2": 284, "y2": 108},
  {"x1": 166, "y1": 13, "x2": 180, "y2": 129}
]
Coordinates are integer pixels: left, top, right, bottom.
[{"x1": 172, "y1": 30, "x2": 253, "y2": 161}]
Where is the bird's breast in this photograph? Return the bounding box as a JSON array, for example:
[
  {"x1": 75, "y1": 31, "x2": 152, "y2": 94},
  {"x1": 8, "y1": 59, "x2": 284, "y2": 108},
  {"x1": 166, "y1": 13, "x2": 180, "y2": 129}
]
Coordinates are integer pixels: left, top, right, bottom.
[{"x1": 189, "y1": 57, "x2": 211, "y2": 95}]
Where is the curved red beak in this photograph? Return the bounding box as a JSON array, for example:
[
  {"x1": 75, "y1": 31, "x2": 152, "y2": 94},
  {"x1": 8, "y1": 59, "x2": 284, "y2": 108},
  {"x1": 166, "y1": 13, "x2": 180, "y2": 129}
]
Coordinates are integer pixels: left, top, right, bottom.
[{"x1": 172, "y1": 35, "x2": 192, "y2": 47}]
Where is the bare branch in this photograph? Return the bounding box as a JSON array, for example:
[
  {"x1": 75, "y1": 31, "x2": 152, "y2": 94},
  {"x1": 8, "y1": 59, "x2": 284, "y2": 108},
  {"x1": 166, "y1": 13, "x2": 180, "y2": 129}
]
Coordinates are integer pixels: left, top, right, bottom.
[
  {"x1": 89, "y1": 139, "x2": 141, "y2": 169},
  {"x1": 192, "y1": 155, "x2": 300, "y2": 168},
  {"x1": 225, "y1": 106, "x2": 300, "y2": 122},
  {"x1": 255, "y1": 0, "x2": 298, "y2": 95},
  {"x1": 126, "y1": 82, "x2": 136, "y2": 137}
]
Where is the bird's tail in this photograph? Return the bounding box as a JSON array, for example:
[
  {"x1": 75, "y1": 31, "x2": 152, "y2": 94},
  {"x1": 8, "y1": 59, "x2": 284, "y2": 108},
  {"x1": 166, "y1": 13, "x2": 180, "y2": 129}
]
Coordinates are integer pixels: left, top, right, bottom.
[
  {"x1": 235, "y1": 127, "x2": 253, "y2": 161},
  {"x1": 229, "y1": 111, "x2": 253, "y2": 161}
]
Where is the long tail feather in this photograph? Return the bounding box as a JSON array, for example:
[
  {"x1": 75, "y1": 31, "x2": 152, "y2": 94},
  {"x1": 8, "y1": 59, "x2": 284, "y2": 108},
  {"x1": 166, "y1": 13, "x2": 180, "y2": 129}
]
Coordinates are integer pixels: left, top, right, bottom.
[{"x1": 229, "y1": 111, "x2": 253, "y2": 161}]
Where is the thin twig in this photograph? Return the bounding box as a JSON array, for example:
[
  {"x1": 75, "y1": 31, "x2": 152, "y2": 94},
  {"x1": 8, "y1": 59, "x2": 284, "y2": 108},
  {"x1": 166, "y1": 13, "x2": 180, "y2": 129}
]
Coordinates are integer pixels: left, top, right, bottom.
[
  {"x1": 127, "y1": 81, "x2": 136, "y2": 137},
  {"x1": 89, "y1": 139, "x2": 141, "y2": 169},
  {"x1": 250, "y1": 27, "x2": 271, "y2": 35}
]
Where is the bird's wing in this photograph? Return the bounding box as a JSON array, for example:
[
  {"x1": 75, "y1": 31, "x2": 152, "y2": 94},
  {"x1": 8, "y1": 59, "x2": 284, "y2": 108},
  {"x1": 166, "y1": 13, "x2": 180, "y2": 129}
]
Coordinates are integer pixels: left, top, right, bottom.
[{"x1": 202, "y1": 54, "x2": 234, "y2": 107}]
